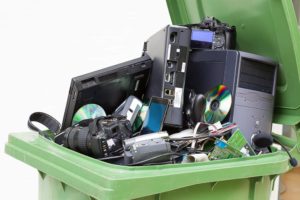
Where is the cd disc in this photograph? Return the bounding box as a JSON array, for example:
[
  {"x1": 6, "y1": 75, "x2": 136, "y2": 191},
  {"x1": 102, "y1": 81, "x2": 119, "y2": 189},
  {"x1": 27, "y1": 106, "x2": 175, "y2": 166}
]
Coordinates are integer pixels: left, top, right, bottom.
[
  {"x1": 204, "y1": 85, "x2": 232, "y2": 123},
  {"x1": 72, "y1": 104, "x2": 106, "y2": 125}
]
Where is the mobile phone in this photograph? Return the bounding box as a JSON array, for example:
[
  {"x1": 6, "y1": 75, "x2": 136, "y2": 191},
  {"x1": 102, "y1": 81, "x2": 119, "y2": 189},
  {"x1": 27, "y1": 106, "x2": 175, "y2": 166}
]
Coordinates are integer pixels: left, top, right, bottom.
[{"x1": 140, "y1": 97, "x2": 169, "y2": 134}]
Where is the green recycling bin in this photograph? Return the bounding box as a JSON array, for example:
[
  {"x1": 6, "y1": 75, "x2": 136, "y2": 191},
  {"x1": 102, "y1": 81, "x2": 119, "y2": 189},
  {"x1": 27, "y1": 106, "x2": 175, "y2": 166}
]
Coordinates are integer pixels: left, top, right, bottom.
[{"x1": 5, "y1": 0, "x2": 300, "y2": 199}]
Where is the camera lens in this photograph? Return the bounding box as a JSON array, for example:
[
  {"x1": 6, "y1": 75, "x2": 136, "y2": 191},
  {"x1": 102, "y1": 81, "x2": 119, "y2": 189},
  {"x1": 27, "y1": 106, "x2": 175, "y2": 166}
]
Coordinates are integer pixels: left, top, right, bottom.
[
  {"x1": 63, "y1": 126, "x2": 90, "y2": 155},
  {"x1": 62, "y1": 116, "x2": 132, "y2": 158}
]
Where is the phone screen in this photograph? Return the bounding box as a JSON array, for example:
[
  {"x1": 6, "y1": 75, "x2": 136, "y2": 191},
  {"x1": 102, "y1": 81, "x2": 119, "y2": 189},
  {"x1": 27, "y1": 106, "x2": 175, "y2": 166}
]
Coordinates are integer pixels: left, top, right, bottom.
[{"x1": 140, "y1": 97, "x2": 168, "y2": 134}]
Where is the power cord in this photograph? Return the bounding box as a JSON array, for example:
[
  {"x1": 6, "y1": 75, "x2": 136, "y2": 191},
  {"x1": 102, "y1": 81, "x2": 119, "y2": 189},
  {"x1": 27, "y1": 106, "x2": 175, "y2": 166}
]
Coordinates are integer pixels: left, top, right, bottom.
[{"x1": 273, "y1": 138, "x2": 298, "y2": 167}]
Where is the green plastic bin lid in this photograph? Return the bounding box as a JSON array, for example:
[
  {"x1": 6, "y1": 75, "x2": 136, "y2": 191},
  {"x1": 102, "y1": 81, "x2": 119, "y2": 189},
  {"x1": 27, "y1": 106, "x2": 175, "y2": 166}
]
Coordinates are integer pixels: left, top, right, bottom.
[{"x1": 166, "y1": 0, "x2": 300, "y2": 125}]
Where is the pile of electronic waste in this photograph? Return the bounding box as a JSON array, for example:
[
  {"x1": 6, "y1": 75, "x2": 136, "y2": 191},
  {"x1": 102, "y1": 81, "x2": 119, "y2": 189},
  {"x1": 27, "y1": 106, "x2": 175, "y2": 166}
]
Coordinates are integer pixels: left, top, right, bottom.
[{"x1": 29, "y1": 17, "x2": 296, "y2": 167}]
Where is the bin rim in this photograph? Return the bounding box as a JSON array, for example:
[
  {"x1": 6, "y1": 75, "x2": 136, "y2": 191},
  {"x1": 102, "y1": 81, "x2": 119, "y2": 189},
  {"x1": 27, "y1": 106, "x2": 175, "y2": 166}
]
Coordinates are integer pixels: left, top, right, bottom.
[{"x1": 5, "y1": 131, "x2": 299, "y2": 200}]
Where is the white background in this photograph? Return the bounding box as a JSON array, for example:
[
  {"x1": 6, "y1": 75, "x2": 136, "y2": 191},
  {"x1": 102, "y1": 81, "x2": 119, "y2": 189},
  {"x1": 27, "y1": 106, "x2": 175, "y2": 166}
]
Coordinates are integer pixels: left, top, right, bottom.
[
  {"x1": 0, "y1": 1, "x2": 282, "y2": 199},
  {"x1": 0, "y1": 1, "x2": 170, "y2": 199}
]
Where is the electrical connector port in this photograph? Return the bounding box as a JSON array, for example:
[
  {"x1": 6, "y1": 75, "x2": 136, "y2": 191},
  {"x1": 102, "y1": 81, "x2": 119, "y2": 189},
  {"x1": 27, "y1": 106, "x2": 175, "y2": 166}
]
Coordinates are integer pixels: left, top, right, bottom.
[
  {"x1": 165, "y1": 72, "x2": 175, "y2": 85},
  {"x1": 165, "y1": 89, "x2": 174, "y2": 96},
  {"x1": 167, "y1": 61, "x2": 174, "y2": 69},
  {"x1": 165, "y1": 73, "x2": 171, "y2": 83},
  {"x1": 170, "y1": 32, "x2": 177, "y2": 43}
]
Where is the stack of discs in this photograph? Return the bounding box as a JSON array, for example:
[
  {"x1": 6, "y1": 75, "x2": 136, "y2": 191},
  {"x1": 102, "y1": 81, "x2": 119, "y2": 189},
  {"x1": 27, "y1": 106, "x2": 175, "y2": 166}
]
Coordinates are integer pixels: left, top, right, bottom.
[
  {"x1": 204, "y1": 84, "x2": 232, "y2": 124},
  {"x1": 72, "y1": 104, "x2": 106, "y2": 125}
]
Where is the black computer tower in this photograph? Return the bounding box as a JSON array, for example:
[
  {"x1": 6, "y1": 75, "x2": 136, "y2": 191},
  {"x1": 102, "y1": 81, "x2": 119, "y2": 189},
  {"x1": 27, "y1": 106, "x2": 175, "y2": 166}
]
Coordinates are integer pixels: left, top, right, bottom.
[
  {"x1": 186, "y1": 50, "x2": 278, "y2": 142},
  {"x1": 144, "y1": 25, "x2": 191, "y2": 128}
]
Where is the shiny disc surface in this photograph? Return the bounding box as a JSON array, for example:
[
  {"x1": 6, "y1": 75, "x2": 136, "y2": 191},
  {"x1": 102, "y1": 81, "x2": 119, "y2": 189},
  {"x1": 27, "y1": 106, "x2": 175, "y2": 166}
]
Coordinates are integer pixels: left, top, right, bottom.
[
  {"x1": 72, "y1": 104, "x2": 106, "y2": 125},
  {"x1": 204, "y1": 85, "x2": 232, "y2": 123}
]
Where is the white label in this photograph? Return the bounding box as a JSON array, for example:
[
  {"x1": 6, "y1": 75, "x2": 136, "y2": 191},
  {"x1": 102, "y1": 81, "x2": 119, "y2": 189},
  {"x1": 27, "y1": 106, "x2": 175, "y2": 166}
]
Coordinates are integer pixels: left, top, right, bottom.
[
  {"x1": 126, "y1": 110, "x2": 133, "y2": 120},
  {"x1": 173, "y1": 87, "x2": 183, "y2": 108},
  {"x1": 181, "y1": 62, "x2": 186, "y2": 72},
  {"x1": 167, "y1": 44, "x2": 171, "y2": 60},
  {"x1": 208, "y1": 121, "x2": 222, "y2": 131},
  {"x1": 126, "y1": 99, "x2": 142, "y2": 120},
  {"x1": 107, "y1": 139, "x2": 115, "y2": 148}
]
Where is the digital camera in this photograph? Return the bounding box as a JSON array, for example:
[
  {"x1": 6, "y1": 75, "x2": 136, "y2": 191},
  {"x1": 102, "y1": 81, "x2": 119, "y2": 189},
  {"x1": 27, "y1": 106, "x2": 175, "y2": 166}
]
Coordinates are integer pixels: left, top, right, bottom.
[
  {"x1": 187, "y1": 17, "x2": 236, "y2": 50},
  {"x1": 62, "y1": 115, "x2": 132, "y2": 158}
]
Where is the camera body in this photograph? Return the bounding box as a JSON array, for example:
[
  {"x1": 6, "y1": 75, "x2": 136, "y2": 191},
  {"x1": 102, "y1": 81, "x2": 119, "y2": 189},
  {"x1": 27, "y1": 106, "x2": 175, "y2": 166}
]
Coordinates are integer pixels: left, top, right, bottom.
[
  {"x1": 63, "y1": 115, "x2": 132, "y2": 158},
  {"x1": 188, "y1": 17, "x2": 236, "y2": 50}
]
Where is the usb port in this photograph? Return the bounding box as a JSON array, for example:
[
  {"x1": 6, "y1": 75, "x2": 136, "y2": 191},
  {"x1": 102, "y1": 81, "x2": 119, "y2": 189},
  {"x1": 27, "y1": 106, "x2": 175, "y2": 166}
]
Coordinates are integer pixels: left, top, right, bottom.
[
  {"x1": 165, "y1": 73, "x2": 171, "y2": 82},
  {"x1": 165, "y1": 72, "x2": 175, "y2": 85},
  {"x1": 170, "y1": 72, "x2": 175, "y2": 85}
]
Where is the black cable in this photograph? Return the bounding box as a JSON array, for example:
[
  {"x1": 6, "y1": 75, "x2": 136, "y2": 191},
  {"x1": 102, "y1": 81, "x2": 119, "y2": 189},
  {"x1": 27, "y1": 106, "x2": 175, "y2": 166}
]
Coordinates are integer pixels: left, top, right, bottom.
[
  {"x1": 267, "y1": 146, "x2": 272, "y2": 153},
  {"x1": 98, "y1": 155, "x2": 124, "y2": 161},
  {"x1": 142, "y1": 161, "x2": 174, "y2": 166},
  {"x1": 273, "y1": 138, "x2": 298, "y2": 167},
  {"x1": 169, "y1": 135, "x2": 210, "y2": 141},
  {"x1": 175, "y1": 141, "x2": 192, "y2": 152},
  {"x1": 110, "y1": 147, "x2": 124, "y2": 155},
  {"x1": 169, "y1": 130, "x2": 232, "y2": 142}
]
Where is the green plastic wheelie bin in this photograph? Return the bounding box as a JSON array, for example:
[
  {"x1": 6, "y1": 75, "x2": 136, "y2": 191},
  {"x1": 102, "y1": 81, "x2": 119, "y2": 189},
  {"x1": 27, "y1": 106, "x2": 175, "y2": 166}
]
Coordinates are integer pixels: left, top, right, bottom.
[{"x1": 5, "y1": 0, "x2": 300, "y2": 199}]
